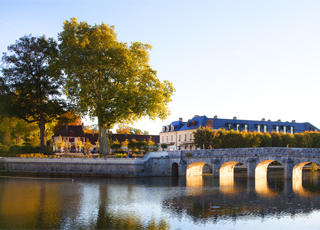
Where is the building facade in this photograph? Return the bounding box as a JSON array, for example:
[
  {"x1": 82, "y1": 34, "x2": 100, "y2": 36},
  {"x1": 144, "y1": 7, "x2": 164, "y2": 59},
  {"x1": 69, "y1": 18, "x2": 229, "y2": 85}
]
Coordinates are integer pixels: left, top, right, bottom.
[
  {"x1": 52, "y1": 124, "x2": 159, "y2": 153},
  {"x1": 160, "y1": 115, "x2": 319, "y2": 150}
]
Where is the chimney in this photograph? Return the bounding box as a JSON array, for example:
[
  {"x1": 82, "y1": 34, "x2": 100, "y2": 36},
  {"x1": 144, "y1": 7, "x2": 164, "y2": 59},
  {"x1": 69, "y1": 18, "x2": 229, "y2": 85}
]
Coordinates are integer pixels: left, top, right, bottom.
[
  {"x1": 261, "y1": 118, "x2": 265, "y2": 121},
  {"x1": 277, "y1": 119, "x2": 281, "y2": 122},
  {"x1": 179, "y1": 118, "x2": 183, "y2": 122},
  {"x1": 194, "y1": 115, "x2": 199, "y2": 117},
  {"x1": 292, "y1": 120, "x2": 296, "y2": 123},
  {"x1": 233, "y1": 116, "x2": 237, "y2": 120},
  {"x1": 207, "y1": 119, "x2": 214, "y2": 128},
  {"x1": 214, "y1": 115, "x2": 218, "y2": 119},
  {"x1": 268, "y1": 119, "x2": 271, "y2": 122}
]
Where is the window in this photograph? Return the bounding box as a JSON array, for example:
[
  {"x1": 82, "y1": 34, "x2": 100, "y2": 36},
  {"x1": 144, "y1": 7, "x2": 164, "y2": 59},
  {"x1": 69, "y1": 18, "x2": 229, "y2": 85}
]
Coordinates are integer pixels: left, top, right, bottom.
[
  {"x1": 184, "y1": 134, "x2": 187, "y2": 141},
  {"x1": 162, "y1": 136, "x2": 164, "y2": 143},
  {"x1": 190, "y1": 133, "x2": 192, "y2": 140},
  {"x1": 166, "y1": 136, "x2": 168, "y2": 142},
  {"x1": 171, "y1": 135, "x2": 173, "y2": 142},
  {"x1": 179, "y1": 135, "x2": 181, "y2": 141}
]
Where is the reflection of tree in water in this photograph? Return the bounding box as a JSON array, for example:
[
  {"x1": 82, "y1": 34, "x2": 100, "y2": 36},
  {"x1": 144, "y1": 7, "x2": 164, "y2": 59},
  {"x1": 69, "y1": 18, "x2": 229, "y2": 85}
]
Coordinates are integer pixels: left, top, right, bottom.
[
  {"x1": 162, "y1": 176, "x2": 320, "y2": 224},
  {"x1": 95, "y1": 211, "x2": 169, "y2": 229}
]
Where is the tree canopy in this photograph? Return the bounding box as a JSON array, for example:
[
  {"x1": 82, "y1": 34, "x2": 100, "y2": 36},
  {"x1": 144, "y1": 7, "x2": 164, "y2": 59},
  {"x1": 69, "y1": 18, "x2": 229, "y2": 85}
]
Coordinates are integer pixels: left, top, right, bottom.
[
  {"x1": 59, "y1": 18, "x2": 175, "y2": 155},
  {"x1": 0, "y1": 35, "x2": 67, "y2": 153}
]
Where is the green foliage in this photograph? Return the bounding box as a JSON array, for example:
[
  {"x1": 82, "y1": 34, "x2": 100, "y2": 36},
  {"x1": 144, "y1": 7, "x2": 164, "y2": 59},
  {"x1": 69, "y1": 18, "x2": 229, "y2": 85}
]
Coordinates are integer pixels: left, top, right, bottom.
[
  {"x1": 58, "y1": 18, "x2": 175, "y2": 155},
  {"x1": 193, "y1": 129, "x2": 320, "y2": 149},
  {"x1": 1, "y1": 35, "x2": 68, "y2": 153},
  {"x1": 281, "y1": 133, "x2": 296, "y2": 147},
  {"x1": 7, "y1": 145, "x2": 53, "y2": 155},
  {"x1": 259, "y1": 132, "x2": 272, "y2": 147},
  {"x1": 270, "y1": 132, "x2": 283, "y2": 147},
  {"x1": 161, "y1": 143, "x2": 168, "y2": 149},
  {"x1": 115, "y1": 153, "x2": 127, "y2": 158}
]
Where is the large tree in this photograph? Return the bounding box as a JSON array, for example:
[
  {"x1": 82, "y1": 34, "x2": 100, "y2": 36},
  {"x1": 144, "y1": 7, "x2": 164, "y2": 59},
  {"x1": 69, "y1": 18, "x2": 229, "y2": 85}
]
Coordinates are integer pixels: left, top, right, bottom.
[
  {"x1": 59, "y1": 18, "x2": 175, "y2": 155},
  {"x1": 0, "y1": 35, "x2": 67, "y2": 153}
]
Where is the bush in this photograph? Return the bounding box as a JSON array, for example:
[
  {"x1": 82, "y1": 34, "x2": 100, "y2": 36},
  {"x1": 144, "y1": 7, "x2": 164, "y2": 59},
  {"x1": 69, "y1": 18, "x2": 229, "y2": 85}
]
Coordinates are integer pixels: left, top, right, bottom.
[{"x1": 7, "y1": 145, "x2": 53, "y2": 155}]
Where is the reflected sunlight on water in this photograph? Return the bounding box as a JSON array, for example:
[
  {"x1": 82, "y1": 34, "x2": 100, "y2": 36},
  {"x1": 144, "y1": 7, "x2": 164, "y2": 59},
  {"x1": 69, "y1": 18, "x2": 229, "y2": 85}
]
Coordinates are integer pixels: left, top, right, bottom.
[{"x1": 1, "y1": 171, "x2": 320, "y2": 229}]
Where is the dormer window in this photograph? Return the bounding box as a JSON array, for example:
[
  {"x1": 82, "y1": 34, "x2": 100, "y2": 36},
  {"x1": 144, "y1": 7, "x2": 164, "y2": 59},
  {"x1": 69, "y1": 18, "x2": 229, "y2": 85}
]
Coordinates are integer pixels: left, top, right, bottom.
[
  {"x1": 162, "y1": 127, "x2": 165, "y2": 132},
  {"x1": 171, "y1": 125, "x2": 174, "y2": 131},
  {"x1": 167, "y1": 125, "x2": 170, "y2": 132},
  {"x1": 70, "y1": 130, "x2": 74, "y2": 137}
]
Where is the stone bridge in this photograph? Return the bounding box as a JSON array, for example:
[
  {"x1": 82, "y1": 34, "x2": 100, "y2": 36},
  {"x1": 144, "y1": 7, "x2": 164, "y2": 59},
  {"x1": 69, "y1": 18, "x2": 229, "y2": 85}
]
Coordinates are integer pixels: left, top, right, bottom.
[{"x1": 167, "y1": 148, "x2": 320, "y2": 179}]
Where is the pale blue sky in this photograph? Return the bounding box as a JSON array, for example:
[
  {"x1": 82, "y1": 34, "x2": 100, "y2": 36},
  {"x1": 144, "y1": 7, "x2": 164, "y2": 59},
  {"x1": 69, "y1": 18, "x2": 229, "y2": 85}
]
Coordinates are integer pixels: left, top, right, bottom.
[{"x1": 1, "y1": 0, "x2": 320, "y2": 134}]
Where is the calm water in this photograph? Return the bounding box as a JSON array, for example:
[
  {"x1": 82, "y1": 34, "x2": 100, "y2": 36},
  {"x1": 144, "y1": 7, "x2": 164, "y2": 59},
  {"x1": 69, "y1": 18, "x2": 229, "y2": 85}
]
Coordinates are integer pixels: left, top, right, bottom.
[{"x1": 0, "y1": 170, "x2": 320, "y2": 229}]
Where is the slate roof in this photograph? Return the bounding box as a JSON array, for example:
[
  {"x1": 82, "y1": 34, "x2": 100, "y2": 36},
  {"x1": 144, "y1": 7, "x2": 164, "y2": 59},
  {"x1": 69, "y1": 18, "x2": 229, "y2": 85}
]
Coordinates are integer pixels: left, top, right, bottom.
[
  {"x1": 211, "y1": 117, "x2": 318, "y2": 133},
  {"x1": 161, "y1": 120, "x2": 187, "y2": 133},
  {"x1": 179, "y1": 115, "x2": 209, "y2": 131},
  {"x1": 53, "y1": 125, "x2": 85, "y2": 137},
  {"x1": 161, "y1": 116, "x2": 319, "y2": 133}
]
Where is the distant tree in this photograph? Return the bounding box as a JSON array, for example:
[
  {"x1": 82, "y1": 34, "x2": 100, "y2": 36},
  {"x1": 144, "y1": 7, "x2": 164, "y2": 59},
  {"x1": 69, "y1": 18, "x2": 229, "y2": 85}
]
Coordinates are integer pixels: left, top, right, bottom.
[
  {"x1": 111, "y1": 139, "x2": 121, "y2": 152},
  {"x1": 116, "y1": 124, "x2": 131, "y2": 134},
  {"x1": 193, "y1": 126, "x2": 215, "y2": 149},
  {"x1": 131, "y1": 128, "x2": 142, "y2": 135},
  {"x1": 161, "y1": 143, "x2": 168, "y2": 149},
  {"x1": 128, "y1": 138, "x2": 138, "y2": 151},
  {"x1": 53, "y1": 111, "x2": 82, "y2": 133},
  {"x1": 136, "y1": 140, "x2": 147, "y2": 153},
  {"x1": 59, "y1": 18, "x2": 175, "y2": 155},
  {"x1": 74, "y1": 137, "x2": 83, "y2": 152},
  {"x1": 0, "y1": 35, "x2": 67, "y2": 153},
  {"x1": 83, "y1": 139, "x2": 92, "y2": 155}
]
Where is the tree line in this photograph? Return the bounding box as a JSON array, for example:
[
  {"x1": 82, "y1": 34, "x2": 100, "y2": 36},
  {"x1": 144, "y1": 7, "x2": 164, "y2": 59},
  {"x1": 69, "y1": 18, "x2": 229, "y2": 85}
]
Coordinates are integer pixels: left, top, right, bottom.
[
  {"x1": 193, "y1": 127, "x2": 320, "y2": 149},
  {"x1": 0, "y1": 17, "x2": 175, "y2": 154}
]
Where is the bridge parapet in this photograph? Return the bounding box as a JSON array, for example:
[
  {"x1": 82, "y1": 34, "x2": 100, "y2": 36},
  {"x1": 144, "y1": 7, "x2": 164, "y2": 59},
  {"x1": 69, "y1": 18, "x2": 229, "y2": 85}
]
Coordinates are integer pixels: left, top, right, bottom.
[{"x1": 171, "y1": 148, "x2": 320, "y2": 159}]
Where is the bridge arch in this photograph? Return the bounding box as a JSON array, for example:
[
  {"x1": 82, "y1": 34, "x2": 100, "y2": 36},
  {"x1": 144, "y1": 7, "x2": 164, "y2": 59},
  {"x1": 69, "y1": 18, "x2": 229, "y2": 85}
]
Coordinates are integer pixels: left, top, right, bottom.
[
  {"x1": 186, "y1": 162, "x2": 207, "y2": 176},
  {"x1": 292, "y1": 162, "x2": 319, "y2": 180},
  {"x1": 255, "y1": 160, "x2": 283, "y2": 178},
  {"x1": 219, "y1": 161, "x2": 247, "y2": 178}
]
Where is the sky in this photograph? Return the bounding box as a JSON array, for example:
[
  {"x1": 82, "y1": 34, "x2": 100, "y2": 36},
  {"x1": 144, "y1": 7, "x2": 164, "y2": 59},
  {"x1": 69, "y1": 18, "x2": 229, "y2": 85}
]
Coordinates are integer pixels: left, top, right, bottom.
[{"x1": 1, "y1": 0, "x2": 320, "y2": 134}]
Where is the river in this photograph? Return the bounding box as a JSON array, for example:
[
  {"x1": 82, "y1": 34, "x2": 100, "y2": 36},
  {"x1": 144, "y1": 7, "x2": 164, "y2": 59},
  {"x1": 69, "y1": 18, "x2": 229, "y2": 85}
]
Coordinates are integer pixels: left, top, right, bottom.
[{"x1": 0, "y1": 170, "x2": 320, "y2": 229}]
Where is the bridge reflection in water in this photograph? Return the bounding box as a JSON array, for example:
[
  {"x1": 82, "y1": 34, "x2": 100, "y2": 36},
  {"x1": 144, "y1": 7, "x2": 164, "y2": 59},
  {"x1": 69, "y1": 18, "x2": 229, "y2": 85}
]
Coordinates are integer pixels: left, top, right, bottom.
[
  {"x1": 172, "y1": 170, "x2": 320, "y2": 223},
  {"x1": 1, "y1": 172, "x2": 320, "y2": 229}
]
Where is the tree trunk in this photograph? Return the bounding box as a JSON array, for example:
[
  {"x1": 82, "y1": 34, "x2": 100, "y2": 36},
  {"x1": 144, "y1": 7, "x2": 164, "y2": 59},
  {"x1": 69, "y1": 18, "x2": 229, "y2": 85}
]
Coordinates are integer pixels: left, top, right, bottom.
[
  {"x1": 99, "y1": 127, "x2": 110, "y2": 155},
  {"x1": 39, "y1": 115, "x2": 46, "y2": 154}
]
